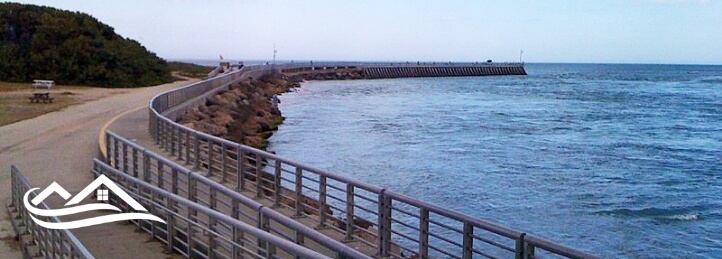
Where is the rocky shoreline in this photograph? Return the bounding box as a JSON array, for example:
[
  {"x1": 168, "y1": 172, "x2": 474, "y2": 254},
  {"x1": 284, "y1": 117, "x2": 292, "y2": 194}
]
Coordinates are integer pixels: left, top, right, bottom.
[
  {"x1": 176, "y1": 71, "x2": 382, "y2": 247},
  {"x1": 177, "y1": 71, "x2": 362, "y2": 151},
  {"x1": 177, "y1": 73, "x2": 300, "y2": 150}
]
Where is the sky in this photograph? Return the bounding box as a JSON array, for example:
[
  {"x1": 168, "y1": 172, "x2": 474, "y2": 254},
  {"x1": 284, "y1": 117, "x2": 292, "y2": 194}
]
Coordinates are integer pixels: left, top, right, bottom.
[{"x1": 10, "y1": 0, "x2": 722, "y2": 64}]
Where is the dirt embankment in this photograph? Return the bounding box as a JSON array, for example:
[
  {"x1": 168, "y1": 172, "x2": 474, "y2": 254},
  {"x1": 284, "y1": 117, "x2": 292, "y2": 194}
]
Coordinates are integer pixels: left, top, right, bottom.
[{"x1": 177, "y1": 74, "x2": 301, "y2": 150}]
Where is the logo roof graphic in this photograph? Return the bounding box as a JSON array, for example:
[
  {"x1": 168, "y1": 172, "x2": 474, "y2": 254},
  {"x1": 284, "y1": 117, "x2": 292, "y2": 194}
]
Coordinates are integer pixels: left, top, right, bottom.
[
  {"x1": 31, "y1": 182, "x2": 71, "y2": 205},
  {"x1": 23, "y1": 174, "x2": 164, "y2": 229},
  {"x1": 64, "y1": 175, "x2": 145, "y2": 211}
]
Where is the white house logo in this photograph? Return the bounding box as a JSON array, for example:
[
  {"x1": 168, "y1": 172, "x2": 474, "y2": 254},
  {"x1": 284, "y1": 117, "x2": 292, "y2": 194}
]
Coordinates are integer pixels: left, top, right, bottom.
[{"x1": 23, "y1": 175, "x2": 165, "y2": 229}]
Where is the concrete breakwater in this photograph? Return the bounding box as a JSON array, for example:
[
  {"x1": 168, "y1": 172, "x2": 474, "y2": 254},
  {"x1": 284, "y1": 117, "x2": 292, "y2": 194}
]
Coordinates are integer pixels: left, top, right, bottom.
[
  {"x1": 364, "y1": 65, "x2": 527, "y2": 78},
  {"x1": 280, "y1": 62, "x2": 527, "y2": 79},
  {"x1": 179, "y1": 63, "x2": 528, "y2": 151}
]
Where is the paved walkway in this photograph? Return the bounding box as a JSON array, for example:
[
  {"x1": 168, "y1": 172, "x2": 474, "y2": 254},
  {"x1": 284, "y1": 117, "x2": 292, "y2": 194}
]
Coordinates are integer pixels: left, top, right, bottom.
[
  {"x1": 1, "y1": 77, "x2": 374, "y2": 258},
  {"x1": 0, "y1": 79, "x2": 197, "y2": 258}
]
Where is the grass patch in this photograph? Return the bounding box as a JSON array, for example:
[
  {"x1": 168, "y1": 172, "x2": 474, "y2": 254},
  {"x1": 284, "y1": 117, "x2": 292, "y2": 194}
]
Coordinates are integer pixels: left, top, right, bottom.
[
  {"x1": 168, "y1": 61, "x2": 215, "y2": 79},
  {"x1": 0, "y1": 82, "x2": 120, "y2": 126}
]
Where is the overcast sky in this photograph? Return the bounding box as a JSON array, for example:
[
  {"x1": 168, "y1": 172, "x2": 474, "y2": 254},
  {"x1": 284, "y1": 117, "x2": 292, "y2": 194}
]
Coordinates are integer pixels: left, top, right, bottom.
[{"x1": 12, "y1": 0, "x2": 722, "y2": 64}]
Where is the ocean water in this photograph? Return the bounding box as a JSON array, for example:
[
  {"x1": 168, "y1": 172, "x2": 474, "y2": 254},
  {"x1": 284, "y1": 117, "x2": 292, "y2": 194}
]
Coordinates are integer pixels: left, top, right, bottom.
[{"x1": 268, "y1": 63, "x2": 722, "y2": 258}]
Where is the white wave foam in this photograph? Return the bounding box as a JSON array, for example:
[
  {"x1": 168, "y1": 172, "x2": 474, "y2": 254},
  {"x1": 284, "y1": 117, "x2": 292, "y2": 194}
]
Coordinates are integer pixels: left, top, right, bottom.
[{"x1": 665, "y1": 214, "x2": 699, "y2": 221}]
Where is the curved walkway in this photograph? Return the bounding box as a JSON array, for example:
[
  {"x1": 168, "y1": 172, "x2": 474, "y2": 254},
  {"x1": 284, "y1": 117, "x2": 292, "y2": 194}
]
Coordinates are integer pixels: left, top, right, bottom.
[{"x1": 0, "y1": 79, "x2": 197, "y2": 258}]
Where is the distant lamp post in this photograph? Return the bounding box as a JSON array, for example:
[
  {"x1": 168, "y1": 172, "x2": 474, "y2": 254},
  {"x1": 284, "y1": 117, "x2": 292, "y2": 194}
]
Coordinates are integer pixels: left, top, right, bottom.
[
  {"x1": 272, "y1": 44, "x2": 278, "y2": 74},
  {"x1": 273, "y1": 44, "x2": 277, "y2": 66},
  {"x1": 519, "y1": 49, "x2": 524, "y2": 63}
]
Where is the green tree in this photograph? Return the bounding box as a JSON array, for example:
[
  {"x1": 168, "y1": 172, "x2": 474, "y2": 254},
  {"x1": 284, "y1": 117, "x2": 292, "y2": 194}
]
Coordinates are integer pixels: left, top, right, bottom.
[{"x1": 0, "y1": 3, "x2": 172, "y2": 87}]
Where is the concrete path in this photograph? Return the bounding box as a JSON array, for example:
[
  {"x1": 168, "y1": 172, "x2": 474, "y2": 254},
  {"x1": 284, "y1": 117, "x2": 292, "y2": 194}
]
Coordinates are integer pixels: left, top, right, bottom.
[{"x1": 0, "y1": 79, "x2": 197, "y2": 258}]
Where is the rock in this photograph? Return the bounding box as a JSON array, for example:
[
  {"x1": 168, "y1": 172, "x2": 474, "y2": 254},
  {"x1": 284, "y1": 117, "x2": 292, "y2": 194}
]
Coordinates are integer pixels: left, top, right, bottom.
[
  {"x1": 211, "y1": 112, "x2": 234, "y2": 126},
  {"x1": 354, "y1": 217, "x2": 373, "y2": 229},
  {"x1": 258, "y1": 121, "x2": 271, "y2": 132},
  {"x1": 198, "y1": 121, "x2": 227, "y2": 136}
]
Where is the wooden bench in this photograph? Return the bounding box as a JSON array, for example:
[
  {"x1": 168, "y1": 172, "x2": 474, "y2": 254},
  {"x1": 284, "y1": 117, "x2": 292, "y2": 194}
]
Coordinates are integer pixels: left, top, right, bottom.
[
  {"x1": 32, "y1": 80, "x2": 54, "y2": 89},
  {"x1": 29, "y1": 92, "x2": 54, "y2": 103}
]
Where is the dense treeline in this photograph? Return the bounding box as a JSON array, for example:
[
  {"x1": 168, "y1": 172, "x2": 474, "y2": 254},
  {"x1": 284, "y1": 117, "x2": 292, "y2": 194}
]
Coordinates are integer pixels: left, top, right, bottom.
[{"x1": 0, "y1": 3, "x2": 172, "y2": 87}]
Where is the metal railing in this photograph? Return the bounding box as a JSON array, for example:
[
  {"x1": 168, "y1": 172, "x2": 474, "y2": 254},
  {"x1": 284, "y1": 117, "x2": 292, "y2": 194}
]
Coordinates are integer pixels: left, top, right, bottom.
[
  {"x1": 91, "y1": 159, "x2": 332, "y2": 259},
  {"x1": 147, "y1": 62, "x2": 596, "y2": 258},
  {"x1": 7, "y1": 165, "x2": 95, "y2": 259},
  {"x1": 105, "y1": 131, "x2": 371, "y2": 259}
]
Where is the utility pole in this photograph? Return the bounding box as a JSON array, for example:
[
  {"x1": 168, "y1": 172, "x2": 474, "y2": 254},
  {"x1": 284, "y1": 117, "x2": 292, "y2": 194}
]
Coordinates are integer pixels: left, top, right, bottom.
[
  {"x1": 273, "y1": 44, "x2": 277, "y2": 66},
  {"x1": 272, "y1": 44, "x2": 278, "y2": 74},
  {"x1": 519, "y1": 49, "x2": 524, "y2": 63}
]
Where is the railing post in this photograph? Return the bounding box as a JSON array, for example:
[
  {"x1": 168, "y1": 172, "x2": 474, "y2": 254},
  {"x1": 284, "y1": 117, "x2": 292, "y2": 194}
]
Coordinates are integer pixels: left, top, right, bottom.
[
  {"x1": 122, "y1": 142, "x2": 129, "y2": 173},
  {"x1": 134, "y1": 179, "x2": 143, "y2": 232},
  {"x1": 294, "y1": 167, "x2": 303, "y2": 217},
  {"x1": 210, "y1": 188, "x2": 217, "y2": 211},
  {"x1": 141, "y1": 151, "x2": 150, "y2": 181},
  {"x1": 462, "y1": 222, "x2": 473, "y2": 259},
  {"x1": 157, "y1": 160, "x2": 164, "y2": 189},
  {"x1": 131, "y1": 148, "x2": 139, "y2": 178},
  {"x1": 221, "y1": 142, "x2": 228, "y2": 182},
  {"x1": 188, "y1": 177, "x2": 198, "y2": 222},
  {"x1": 344, "y1": 185, "x2": 355, "y2": 242},
  {"x1": 105, "y1": 132, "x2": 111, "y2": 163},
  {"x1": 515, "y1": 233, "x2": 526, "y2": 259},
  {"x1": 112, "y1": 137, "x2": 119, "y2": 168},
  {"x1": 170, "y1": 123, "x2": 176, "y2": 156},
  {"x1": 317, "y1": 175, "x2": 328, "y2": 229},
  {"x1": 193, "y1": 135, "x2": 200, "y2": 169},
  {"x1": 231, "y1": 199, "x2": 243, "y2": 259},
  {"x1": 419, "y1": 207, "x2": 429, "y2": 258},
  {"x1": 160, "y1": 120, "x2": 167, "y2": 151},
  {"x1": 184, "y1": 129, "x2": 191, "y2": 163},
  {"x1": 295, "y1": 228, "x2": 305, "y2": 247},
  {"x1": 257, "y1": 212, "x2": 269, "y2": 256},
  {"x1": 186, "y1": 215, "x2": 194, "y2": 256},
  {"x1": 273, "y1": 160, "x2": 282, "y2": 207},
  {"x1": 232, "y1": 225, "x2": 244, "y2": 259},
  {"x1": 207, "y1": 141, "x2": 214, "y2": 177},
  {"x1": 10, "y1": 166, "x2": 17, "y2": 208},
  {"x1": 378, "y1": 190, "x2": 392, "y2": 257},
  {"x1": 149, "y1": 193, "x2": 158, "y2": 240},
  {"x1": 237, "y1": 147, "x2": 246, "y2": 191},
  {"x1": 171, "y1": 168, "x2": 179, "y2": 194},
  {"x1": 525, "y1": 241, "x2": 536, "y2": 259},
  {"x1": 255, "y1": 153, "x2": 263, "y2": 199},
  {"x1": 165, "y1": 198, "x2": 175, "y2": 254},
  {"x1": 208, "y1": 218, "x2": 216, "y2": 258},
  {"x1": 151, "y1": 110, "x2": 159, "y2": 143}
]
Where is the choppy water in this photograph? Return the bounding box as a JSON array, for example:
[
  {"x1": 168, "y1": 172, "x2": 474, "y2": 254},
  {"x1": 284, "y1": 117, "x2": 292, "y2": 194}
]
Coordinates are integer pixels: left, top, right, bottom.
[{"x1": 269, "y1": 63, "x2": 722, "y2": 258}]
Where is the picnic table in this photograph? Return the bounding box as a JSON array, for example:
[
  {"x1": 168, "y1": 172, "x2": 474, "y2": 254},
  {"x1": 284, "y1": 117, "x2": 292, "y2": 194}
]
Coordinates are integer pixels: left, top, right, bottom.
[{"x1": 29, "y1": 92, "x2": 54, "y2": 103}]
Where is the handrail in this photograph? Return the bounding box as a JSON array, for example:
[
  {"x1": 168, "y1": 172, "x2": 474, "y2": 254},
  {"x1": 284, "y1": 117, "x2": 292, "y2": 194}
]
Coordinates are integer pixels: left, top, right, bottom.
[
  {"x1": 91, "y1": 159, "x2": 330, "y2": 259},
  {"x1": 105, "y1": 131, "x2": 372, "y2": 259},
  {"x1": 8, "y1": 165, "x2": 95, "y2": 259},
  {"x1": 146, "y1": 62, "x2": 597, "y2": 258}
]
